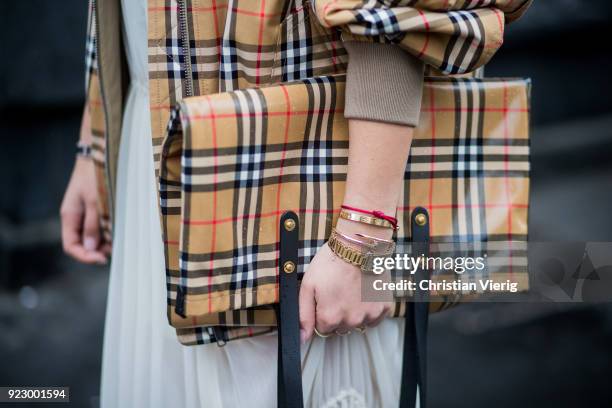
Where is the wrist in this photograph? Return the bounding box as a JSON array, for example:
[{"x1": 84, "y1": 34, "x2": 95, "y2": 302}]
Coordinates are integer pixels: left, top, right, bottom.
[{"x1": 342, "y1": 189, "x2": 400, "y2": 217}]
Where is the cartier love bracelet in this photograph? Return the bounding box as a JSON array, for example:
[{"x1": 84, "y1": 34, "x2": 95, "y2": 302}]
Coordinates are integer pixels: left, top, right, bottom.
[{"x1": 338, "y1": 208, "x2": 398, "y2": 230}]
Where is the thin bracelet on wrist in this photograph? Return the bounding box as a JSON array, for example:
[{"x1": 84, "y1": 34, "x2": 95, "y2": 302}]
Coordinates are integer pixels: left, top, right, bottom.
[
  {"x1": 76, "y1": 142, "x2": 93, "y2": 159},
  {"x1": 339, "y1": 208, "x2": 398, "y2": 230},
  {"x1": 340, "y1": 205, "x2": 398, "y2": 228}
]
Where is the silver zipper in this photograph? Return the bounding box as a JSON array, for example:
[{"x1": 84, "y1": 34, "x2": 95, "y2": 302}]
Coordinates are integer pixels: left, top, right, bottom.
[
  {"x1": 92, "y1": 0, "x2": 115, "y2": 229},
  {"x1": 178, "y1": 0, "x2": 194, "y2": 97},
  {"x1": 176, "y1": 0, "x2": 194, "y2": 317}
]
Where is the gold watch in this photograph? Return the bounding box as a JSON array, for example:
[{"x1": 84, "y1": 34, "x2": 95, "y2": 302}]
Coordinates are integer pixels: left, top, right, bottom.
[{"x1": 327, "y1": 229, "x2": 395, "y2": 273}]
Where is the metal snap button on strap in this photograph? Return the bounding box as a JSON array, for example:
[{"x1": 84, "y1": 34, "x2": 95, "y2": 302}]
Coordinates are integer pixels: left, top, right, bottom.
[{"x1": 283, "y1": 261, "x2": 296, "y2": 273}]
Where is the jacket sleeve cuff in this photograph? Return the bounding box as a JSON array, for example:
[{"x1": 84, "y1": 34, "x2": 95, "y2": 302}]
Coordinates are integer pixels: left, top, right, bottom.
[{"x1": 343, "y1": 41, "x2": 424, "y2": 127}]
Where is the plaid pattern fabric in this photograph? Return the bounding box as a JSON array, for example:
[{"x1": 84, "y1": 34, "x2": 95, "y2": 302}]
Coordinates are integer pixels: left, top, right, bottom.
[
  {"x1": 146, "y1": 0, "x2": 529, "y2": 177},
  {"x1": 85, "y1": 0, "x2": 112, "y2": 243},
  {"x1": 84, "y1": 1, "x2": 97, "y2": 94},
  {"x1": 147, "y1": 0, "x2": 350, "y2": 177},
  {"x1": 313, "y1": 0, "x2": 532, "y2": 74},
  {"x1": 160, "y1": 75, "x2": 530, "y2": 344},
  {"x1": 86, "y1": 0, "x2": 530, "y2": 345}
]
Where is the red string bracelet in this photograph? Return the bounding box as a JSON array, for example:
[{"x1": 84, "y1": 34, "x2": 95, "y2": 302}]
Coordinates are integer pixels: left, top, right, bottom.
[{"x1": 340, "y1": 204, "x2": 398, "y2": 229}]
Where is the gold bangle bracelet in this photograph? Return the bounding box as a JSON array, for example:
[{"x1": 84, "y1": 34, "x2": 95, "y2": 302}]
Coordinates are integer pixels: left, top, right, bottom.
[
  {"x1": 332, "y1": 228, "x2": 375, "y2": 248},
  {"x1": 339, "y1": 209, "x2": 396, "y2": 230}
]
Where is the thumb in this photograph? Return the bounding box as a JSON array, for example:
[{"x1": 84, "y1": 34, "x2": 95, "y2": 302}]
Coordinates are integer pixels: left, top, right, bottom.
[
  {"x1": 82, "y1": 201, "x2": 100, "y2": 251},
  {"x1": 298, "y1": 281, "x2": 316, "y2": 344}
]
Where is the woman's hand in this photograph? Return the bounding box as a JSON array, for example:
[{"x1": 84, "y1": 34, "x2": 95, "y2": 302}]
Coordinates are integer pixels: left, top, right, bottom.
[
  {"x1": 299, "y1": 219, "x2": 394, "y2": 343},
  {"x1": 299, "y1": 118, "x2": 415, "y2": 343},
  {"x1": 60, "y1": 157, "x2": 109, "y2": 264},
  {"x1": 60, "y1": 105, "x2": 110, "y2": 264}
]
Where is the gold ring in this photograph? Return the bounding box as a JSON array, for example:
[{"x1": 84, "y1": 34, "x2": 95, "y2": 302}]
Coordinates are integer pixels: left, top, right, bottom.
[
  {"x1": 314, "y1": 328, "x2": 332, "y2": 338},
  {"x1": 335, "y1": 330, "x2": 351, "y2": 336},
  {"x1": 355, "y1": 326, "x2": 367, "y2": 333}
]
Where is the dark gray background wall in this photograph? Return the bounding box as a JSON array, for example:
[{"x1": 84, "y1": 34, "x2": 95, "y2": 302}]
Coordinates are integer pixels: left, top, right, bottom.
[
  {"x1": 1, "y1": 1, "x2": 611, "y2": 407},
  {"x1": 1, "y1": 1, "x2": 88, "y2": 225}
]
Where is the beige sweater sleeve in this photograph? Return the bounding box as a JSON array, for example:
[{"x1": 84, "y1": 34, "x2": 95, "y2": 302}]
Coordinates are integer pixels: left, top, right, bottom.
[{"x1": 343, "y1": 41, "x2": 424, "y2": 127}]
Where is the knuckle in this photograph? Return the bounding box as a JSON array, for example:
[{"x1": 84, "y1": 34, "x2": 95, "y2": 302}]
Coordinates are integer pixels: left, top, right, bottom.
[
  {"x1": 86, "y1": 198, "x2": 98, "y2": 208},
  {"x1": 383, "y1": 303, "x2": 393, "y2": 316},
  {"x1": 346, "y1": 313, "x2": 365, "y2": 328},
  {"x1": 318, "y1": 310, "x2": 341, "y2": 328},
  {"x1": 365, "y1": 311, "x2": 381, "y2": 323},
  {"x1": 60, "y1": 207, "x2": 81, "y2": 220},
  {"x1": 300, "y1": 281, "x2": 314, "y2": 293},
  {"x1": 299, "y1": 312, "x2": 313, "y2": 326},
  {"x1": 84, "y1": 217, "x2": 99, "y2": 229},
  {"x1": 367, "y1": 305, "x2": 385, "y2": 320}
]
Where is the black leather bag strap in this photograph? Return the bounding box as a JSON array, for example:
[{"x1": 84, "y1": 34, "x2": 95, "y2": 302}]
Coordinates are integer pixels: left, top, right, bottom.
[
  {"x1": 276, "y1": 211, "x2": 304, "y2": 408},
  {"x1": 275, "y1": 209, "x2": 429, "y2": 408},
  {"x1": 399, "y1": 207, "x2": 430, "y2": 408}
]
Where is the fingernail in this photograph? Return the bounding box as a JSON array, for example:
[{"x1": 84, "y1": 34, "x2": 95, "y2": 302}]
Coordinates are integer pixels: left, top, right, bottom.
[
  {"x1": 84, "y1": 237, "x2": 97, "y2": 251},
  {"x1": 300, "y1": 329, "x2": 308, "y2": 345}
]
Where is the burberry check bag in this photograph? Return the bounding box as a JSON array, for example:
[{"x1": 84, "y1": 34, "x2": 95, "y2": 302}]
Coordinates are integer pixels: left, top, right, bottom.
[
  {"x1": 160, "y1": 74, "x2": 530, "y2": 408},
  {"x1": 159, "y1": 74, "x2": 531, "y2": 333}
]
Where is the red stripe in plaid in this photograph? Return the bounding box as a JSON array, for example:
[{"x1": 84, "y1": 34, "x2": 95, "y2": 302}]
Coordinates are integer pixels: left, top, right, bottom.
[
  {"x1": 183, "y1": 207, "x2": 338, "y2": 226},
  {"x1": 205, "y1": 95, "x2": 219, "y2": 314},
  {"x1": 185, "y1": 108, "x2": 344, "y2": 121},
  {"x1": 210, "y1": 0, "x2": 221, "y2": 55},
  {"x1": 255, "y1": 0, "x2": 267, "y2": 86},
  {"x1": 416, "y1": 9, "x2": 430, "y2": 59},
  {"x1": 228, "y1": 7, "x2": 283, "y2": 18},
  {"x1": 182, "y1": 202, "x2": 530, "y2": 227},
  {"x1": 493, "y1": 8, "x2": 505, "y2": 48}
]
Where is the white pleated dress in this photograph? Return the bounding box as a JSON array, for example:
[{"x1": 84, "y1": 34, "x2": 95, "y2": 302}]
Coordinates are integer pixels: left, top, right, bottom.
[{"x1": 100, "y1": 1, "x2": 406, "y2": 407}]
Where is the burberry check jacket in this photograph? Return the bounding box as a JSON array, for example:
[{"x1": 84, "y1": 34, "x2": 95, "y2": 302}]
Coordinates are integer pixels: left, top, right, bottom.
[{"x1": 85, "y1": 0, "x2": 531, "y2": 345}]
